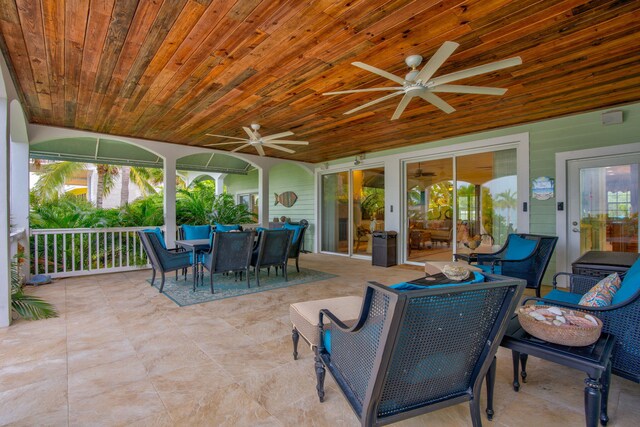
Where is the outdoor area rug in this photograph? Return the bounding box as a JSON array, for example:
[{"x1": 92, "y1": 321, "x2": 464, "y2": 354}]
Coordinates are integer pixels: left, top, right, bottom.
[{"x1": 147, "y1": 268, "x2": 337, "y2": 307}]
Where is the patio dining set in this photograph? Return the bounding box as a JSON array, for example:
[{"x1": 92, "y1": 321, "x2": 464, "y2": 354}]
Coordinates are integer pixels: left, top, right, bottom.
[{"x1": 138, "y1": 221, "x2": 308, "y2": 294}]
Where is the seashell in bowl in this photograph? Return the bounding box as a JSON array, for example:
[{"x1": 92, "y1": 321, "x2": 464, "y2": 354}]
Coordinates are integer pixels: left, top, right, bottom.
[{"x1": 442, "y1": 264, "x2": 471, "y2": 281}]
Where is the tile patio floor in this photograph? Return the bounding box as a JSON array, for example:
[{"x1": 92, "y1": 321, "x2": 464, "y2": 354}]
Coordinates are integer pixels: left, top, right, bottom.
[{"x1": 1, "y1": 253, "x2": 639, "y2": 426}]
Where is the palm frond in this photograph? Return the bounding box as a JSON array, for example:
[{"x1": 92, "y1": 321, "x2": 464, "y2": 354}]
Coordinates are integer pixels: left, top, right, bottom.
[
  {"x1": 11, "y1": 293, "x2": 58, "y2": 320},
  {"x1": 33, "y1": 161, "x2": 87, "y2": 201}
]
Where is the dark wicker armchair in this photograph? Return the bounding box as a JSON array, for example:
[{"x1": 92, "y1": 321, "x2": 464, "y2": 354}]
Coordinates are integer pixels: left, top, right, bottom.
[
  {"x1": 285, "y1": 221, "x2": 308, "y2": 272},
  {"x1": 138, "y1": 230, "x2": 192, "y2": 293},
  {"x1": 201, "y1": 230, "x2": 255, "y2": 293},
  {"x1": 251, "y1": 229, "x2": 293, "y2": 287},
  {"x1": 457, "y1": 233, "x2": 558, "y2": 297},
  {"x1": 526, "y1": 261, "x2": 640, "y2": 383},
  {"x1": 315, "y1": 277, "x2": 525, "y2": 426}
]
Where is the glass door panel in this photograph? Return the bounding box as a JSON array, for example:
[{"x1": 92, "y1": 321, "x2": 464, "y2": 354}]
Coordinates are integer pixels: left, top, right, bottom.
[
  {"x1": 407, "y1": 158, "x2": 453, "y2": 262},
  {"x1": 456, "y1": 149, "x2": 517, "y2": 253},
  {"x1": 568, "y1": 156, "x2": 640, "y2": 262},
  {"x1": 321, "y1": 172, "x2": 349, "y2": 254},
  {"x1": 353, "y1": 168, "x2": 385, "y2": 255}
]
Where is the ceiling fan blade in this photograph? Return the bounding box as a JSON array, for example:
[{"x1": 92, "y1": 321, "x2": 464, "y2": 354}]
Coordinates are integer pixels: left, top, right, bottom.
[
  {"x1": 324, "y1": 87, "x2": 404, "y2": 95},
  {"x1": 419, "y1": 92, "x2": 455, "y2": 114},
  {"x1": 352, "y1": 62, "x2": 406, "y2": 85},
  {"x1": 264, "y1": 143, "x2": 295, "y2": 154},
  {"x1": 205, "y1": 134, "x2": 247, "y2": 141},
  {"x1": 266, "y1": 140, "x2": 309, "y2": 145},
  {"x1": 231, "y1": 143, "x2": 252, "y2": 153},
  {"x1": 430, "y1": 56, "x2": 522, "y2": 86},
  {"x1": 242, "y1": 126, "x2": 257, "y2": 139},
  {"x1": 344, "y1": 91, "x2": 403, "y2": 115},
  {"x1": 415, "y1": 41, "x2": 459, "y2": 83},
  {"x1": 261, "y1": 131, "x2": 294, "y2": 141},
  {"x1": 204, "y1": 141, "x2": 247, "y2": 147},
  {"x1": 391, "y1": 93, "x2": 414, "y2": 120},
  {"x1": 431, "y1": 85, "x2": 507, "y2": 95},
  {"x1": 255, "y1": 144, "x2": 266, "y2": 156}
]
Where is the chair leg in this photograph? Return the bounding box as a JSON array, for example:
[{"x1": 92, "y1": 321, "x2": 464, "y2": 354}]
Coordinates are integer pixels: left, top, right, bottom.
[
  {"x1": 296, "y1": 257, "x2": 300, "y2": 272},
  {"x1": 159, "y1": 272, "x2": 166, "y2": 293},
  {"x1": 283, "y1": 263, "x2": 288, "y2": 281},
  {"x1": 292, "y1": 327, "x2": 299, "y2": 360},
  {"x1": 246, "y1": 268, "x2": 250, "y2": 288},
  {"x1": 255, "y1": 268, "x2": 260, "y2": 287},
  {"x1": 314, "y1": 348, "x2": 325, "y2": 402},
  {"x1": 150, "y1": 269, "x2": 156, "y2": 286},
  {"x1": 486, "y1": 356, "x2": 496, "y2": 421},
  {"x1": 210, "y1": 270, "x2": 214, "y2": 294},
  {"x1": 535, "y1": 286, "x2": 541, "y2": 298},
  {"x1": 469, "y1": 396, "x2": 482, "y2": 427}
]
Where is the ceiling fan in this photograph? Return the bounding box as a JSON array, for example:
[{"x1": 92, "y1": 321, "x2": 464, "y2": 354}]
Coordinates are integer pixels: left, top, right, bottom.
[
  {"x1": 204, "y1": 124, "x2": 308, "y2": 157},
  {"x1": 323, "y1": 41, "x2": 522, "y2": 120},
  {"x1": 413, "y1": 163, "x2": 436, "y2": 178}
]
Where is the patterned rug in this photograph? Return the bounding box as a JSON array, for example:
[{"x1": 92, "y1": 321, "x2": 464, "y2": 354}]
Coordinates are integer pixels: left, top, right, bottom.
[{"x1": 147, "y1": 267, "x2": 336, "y2": 307}]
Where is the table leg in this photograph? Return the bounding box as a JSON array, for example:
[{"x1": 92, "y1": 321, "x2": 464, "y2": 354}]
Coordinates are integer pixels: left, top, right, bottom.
[
  {"x1": 520, "y1": 353, "x2": 528, "y2": 383},
  {"x1": 584, "y1": 376, "x2": 602, "y2": 427},
  {"x1": 192, "y1": 248, "x2": 198, "y2": 291},
  {"x1": 512, "y1": 351, "x2": 521, "y2": 391},
  {"x1": 600, "y1": 361, "x2": 611, "y2": 426},
  {"x1": 485, "y1": 356, "x2": 496, "y2": 420}
]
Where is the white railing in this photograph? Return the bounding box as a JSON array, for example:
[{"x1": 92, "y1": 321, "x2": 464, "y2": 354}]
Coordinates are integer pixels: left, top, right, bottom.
[{"x1": 30, "y1": 226, "x2": 154, "y2": 278}]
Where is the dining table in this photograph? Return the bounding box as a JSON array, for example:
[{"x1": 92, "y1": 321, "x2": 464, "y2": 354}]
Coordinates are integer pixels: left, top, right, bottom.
[{"x1": 175, "y1": 239, "x2": 211, "y2": 288}]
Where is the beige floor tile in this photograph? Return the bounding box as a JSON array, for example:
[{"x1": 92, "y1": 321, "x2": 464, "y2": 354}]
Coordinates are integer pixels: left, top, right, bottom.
[
  {"x1": 0, "y1": 355, "x2": 67, "y2": 393},
  {"x1": 69, "y1": 380, "x2": 164, "y2": 426},
  {"x1": 68, "y1": 355, "x2": 149, "y2": 401},
  {"x1": 0, "y1": 376, "x2": 68, "y2": 425},
  {"x1": 136, "y1": 342, "x2": 213, "y2": 376},
  {"x1": 67, "y1": 338, "x2": 136, "y2": 374}
]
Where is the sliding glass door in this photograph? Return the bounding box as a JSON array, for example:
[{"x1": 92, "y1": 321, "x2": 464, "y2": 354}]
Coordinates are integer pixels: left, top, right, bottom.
[
  {"x1": 406, "y1": 148, "x2": 517, "y2": 262},
  {"x1": 321, "y1": 167, "x2": 385, "y2": 257}
]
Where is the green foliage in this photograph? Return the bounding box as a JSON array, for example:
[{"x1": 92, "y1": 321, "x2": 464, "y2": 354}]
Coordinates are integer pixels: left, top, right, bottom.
[
  {"x1": 427, "y1": 181, "x2": 453, "y2": 220},
  {"x1": 119, "y1": 194, "x2": 164, "y2": 226},
  {"x1": 11, "y1": 256, "x2": 58, "y2": 320},
  {"x1": 177, "y1": 181, "x2": 217, "y2": 225},
  {"x1": 209, "y1": 193, "x2": 257, "y2": 225},
  {"x1": 33, "y1": 161, "x2": 88, "y2": 201}
]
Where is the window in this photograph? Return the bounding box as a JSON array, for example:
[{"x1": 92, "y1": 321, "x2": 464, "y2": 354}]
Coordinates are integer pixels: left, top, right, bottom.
[
  {"x1": 608, "y1": 191, "x2": 631, "y2": 218},
  {"x1": 237, "y1": 192, "x2": 258, "y2": 215}
]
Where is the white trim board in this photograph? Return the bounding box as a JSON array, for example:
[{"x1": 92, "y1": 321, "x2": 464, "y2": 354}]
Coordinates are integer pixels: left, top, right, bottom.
[{"x1": 555, "y1": 142, "x2": 640, "y2": 274}]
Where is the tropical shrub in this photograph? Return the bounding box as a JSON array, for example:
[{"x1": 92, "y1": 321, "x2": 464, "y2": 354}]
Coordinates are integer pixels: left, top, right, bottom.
[
  {"x1": 209, "y1": 193, "x2": 257, "y2": 225},
  {"x1": 11, "y1": 256, "x2": 58, "y2": 320}
]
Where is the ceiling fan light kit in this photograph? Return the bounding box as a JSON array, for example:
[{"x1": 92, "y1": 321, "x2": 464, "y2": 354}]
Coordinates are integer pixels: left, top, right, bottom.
[
  {"x1": 324, "y1": 41, "x2": 522, "y2": 120},
  {"x1": 204, "y1": 123, "x2": 309, "y2": 157}
]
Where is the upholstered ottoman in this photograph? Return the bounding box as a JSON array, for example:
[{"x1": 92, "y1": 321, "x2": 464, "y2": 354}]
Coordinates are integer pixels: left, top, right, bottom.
[{"x1": 289, "y1": 296, "x2": 362, "y2": 359}]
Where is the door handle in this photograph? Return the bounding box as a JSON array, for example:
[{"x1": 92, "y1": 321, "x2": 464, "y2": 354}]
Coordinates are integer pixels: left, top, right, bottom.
[{"x1": 572, "y1": 228, "x2": 580, "y2": 232}]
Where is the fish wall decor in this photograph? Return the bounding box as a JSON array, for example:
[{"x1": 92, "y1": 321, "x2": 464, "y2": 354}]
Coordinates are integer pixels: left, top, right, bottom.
[{"x1": 274, "y1": 191, "x2": 298, "y2": 207}]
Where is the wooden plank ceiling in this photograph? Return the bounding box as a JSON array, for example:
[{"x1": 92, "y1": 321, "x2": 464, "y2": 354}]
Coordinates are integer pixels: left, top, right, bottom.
[{"x1": 1, "y1": 0, "x2": 639, "y2": 163}]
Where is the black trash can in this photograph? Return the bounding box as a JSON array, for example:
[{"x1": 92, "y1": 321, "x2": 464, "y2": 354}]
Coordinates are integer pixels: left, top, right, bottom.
[{"x1": 372, "y1": 231, "x2": 397, "y2": 267}]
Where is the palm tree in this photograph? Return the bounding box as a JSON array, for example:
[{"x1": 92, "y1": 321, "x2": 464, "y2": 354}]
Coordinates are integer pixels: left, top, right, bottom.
[
  {"x1": 120, "y1": 166, "x2": 131, "y2": 206},
  {"x1": 95, "y1": 164, "x2": 119, "y2": 208},
  {"x1": 494, "y1": 189, "x2": 517, "y2": 229},
  {"x1": 32, "y1": 161, "x2": 88, "y2": 201}
]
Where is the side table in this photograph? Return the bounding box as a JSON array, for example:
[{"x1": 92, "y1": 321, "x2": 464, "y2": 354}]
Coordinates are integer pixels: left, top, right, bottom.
[
  {"x1": 572, "y1": 250, "x2": 639, "y2": 278},
  {"x1": 487, "y1": 315, "x2": 615, "y2": 427}
]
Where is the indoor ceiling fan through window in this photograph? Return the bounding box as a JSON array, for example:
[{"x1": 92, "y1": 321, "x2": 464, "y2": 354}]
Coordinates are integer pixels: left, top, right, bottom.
[
  {"x1": 204, "y1": 124, "x2": 308, "y2": 157},
  {"x1": 324, "y1": 41, "x2": 522, "y2": 120}
]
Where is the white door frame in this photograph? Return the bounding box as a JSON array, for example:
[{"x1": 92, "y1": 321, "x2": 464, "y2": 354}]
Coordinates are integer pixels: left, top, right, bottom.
[{"x1": 555, "y1": 142, "x2": 640, "y2": 273}]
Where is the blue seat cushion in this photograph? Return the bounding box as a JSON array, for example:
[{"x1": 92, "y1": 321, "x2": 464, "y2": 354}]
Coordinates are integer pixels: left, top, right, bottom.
[
  {"x1": 283, "y1": 223, "x2": 303, "y2": 243},
  {"x1": 143, "y1": 227, "x2": 166, "y2": 248},
  {"x1": 182, "y1": 224, "x2": 211, "y2": 240},
  {"x1": 614, "y1": 259, "x2": 640, "y2": 305},
  {"x1": 323, "y1": 329, "x2": 332, "y2": 354},
  {"x1": 215, "y1": 223, "x2": 241, "y2": 232},
  {"x1": 543, "y1": 289, "x2": 582, "y2": 305},
  {"x1": 505, "y1": 234, "x2": 537, "y2": 260},
  {"x1": 390, "y1": 272, "x2": 485, "y2": 291}
]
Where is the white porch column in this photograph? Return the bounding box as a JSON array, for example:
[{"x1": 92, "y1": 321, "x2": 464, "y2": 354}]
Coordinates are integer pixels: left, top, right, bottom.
[
  {"x1": 163, "y1": 156, "x2": 177, "y2": 248},
  {"x1": 10, "y1": 139, "x2": 29, "y2": 279},
  {"x1": 215, "y1": 174, "x2": 226, "y2": 195},
  {"x1": 258, "y1": 166, "x2": 270, "y2": 228},
  {"x1": 0, "y1": 97, "x2": 11, "y2": 327}
]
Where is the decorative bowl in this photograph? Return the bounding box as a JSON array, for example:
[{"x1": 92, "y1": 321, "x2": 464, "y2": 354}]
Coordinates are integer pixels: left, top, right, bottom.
[
  {"x1": 518, "y1": 305, "x2": 602, "y2": 347},
  {"x1": 442, "y1": 264, "x2": 471, "y2": 281}
]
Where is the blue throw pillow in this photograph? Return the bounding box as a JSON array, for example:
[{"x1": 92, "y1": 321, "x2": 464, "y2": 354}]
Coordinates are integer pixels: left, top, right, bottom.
[
  {"x1": 504, "y1": 235, "x2": 537, "y2": 260},
  {"x1": 614, "y1": 259, "x2": 640, "y2": 305},
  {"x1": 283, "y1": 223, "x2": 303, "y2": 243},
  {"x1": 215, "y1": 223, "x2": 241, "y2": 232},
  {"x1": 143, "y1": 227, "x2": 166, "y2": 248},
  {"x1": 182, "y1": 224, "x2": 211, "y2": 240},
  {"x1": 390, "y1": 272, "x2": 485, "y2": 291}
]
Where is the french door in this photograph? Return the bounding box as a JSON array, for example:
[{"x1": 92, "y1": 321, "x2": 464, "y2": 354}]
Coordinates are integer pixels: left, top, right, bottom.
[
  {"x1": 320, "y1": 167, "x2": 385, "y2": 257},
  {"x1": 567, "y1": 155, "x2": 640, "y2": 264}
]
